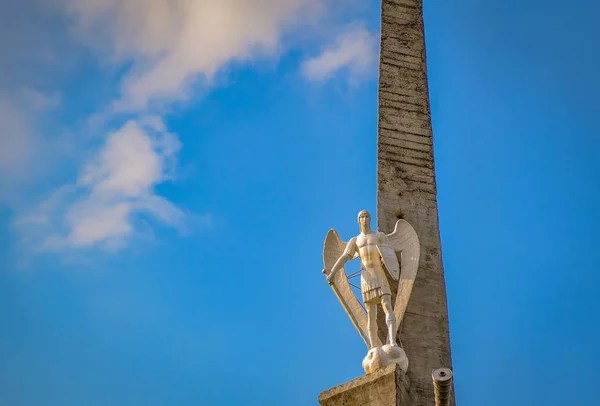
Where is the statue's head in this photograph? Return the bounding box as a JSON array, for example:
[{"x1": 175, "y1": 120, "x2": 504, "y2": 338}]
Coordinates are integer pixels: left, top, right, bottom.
[{"x1": 357, "y1": 210, "x2": 371, "y2": 230}]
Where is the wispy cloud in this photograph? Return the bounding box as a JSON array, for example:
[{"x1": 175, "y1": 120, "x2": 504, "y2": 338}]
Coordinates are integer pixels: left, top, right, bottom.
[
  {"x1": 5, "y1": 0, "x2": 372, "y2": 254},
  {"x1": 302, "y1": 24, "x2": 377, "y2": 82},
  {"x1": 66, "y1": 0, "x2": 323, "y2": 111},
  {"x1": 16, "y1": 118, "x2": 188, "y2": 250},
  {"x1": 13, "y1": 0, "x2": 325, "y2": 252}
]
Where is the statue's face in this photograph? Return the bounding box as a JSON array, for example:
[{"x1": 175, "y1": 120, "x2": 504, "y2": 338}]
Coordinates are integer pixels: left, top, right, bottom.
[{"x1": 358, "y1": 211, "x2": 371, "y2": 228}]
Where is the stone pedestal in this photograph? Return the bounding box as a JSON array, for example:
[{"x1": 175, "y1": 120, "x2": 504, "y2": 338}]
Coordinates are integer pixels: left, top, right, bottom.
[{"x1": 318, "y1": 364, "x2": 417, "y2": 406}]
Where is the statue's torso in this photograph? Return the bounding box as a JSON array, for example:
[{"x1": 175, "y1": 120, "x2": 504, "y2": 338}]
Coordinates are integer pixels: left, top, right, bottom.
[
  {"x1": 356, "y1": 231, "x2": 383, "y2": 270},
  {"x1": 356, "y1": 231, "x2": 390, "y2": 300}
]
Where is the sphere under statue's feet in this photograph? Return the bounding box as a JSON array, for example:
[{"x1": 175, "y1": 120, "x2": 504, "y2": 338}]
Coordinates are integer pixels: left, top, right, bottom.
[{"x1": 362, "y1": 344, "x2": 409, "y2": 374}]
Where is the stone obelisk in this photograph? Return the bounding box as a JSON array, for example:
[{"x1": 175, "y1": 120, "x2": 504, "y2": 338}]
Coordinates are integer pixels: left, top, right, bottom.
[
  {"x1": 318, "y1": 1, "x2": 453, "y2": 405},
  {"x1": 377, "y1": 0, "x2": 453, "y2": 405}
]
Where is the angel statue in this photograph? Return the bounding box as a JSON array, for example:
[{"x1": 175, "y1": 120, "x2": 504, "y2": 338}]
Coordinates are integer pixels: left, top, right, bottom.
[{"x1": 322, "y1": 210, "x2": 420, "y2": 374}]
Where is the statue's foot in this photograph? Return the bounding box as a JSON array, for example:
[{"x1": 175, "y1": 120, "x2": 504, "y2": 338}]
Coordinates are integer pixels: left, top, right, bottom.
[
  {"x1": 362, "y1": 347, "x2": 384, "y2": 374},
  {"x1": 382, "y1": 344, "x2": 408, "y2": 372},
  {"x1": 362, "y1": 345, "x2": 409, "y2": 375}
]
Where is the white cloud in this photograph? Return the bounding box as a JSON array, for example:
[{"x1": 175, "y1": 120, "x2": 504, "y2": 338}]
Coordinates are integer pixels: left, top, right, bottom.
[
  {"x1": 7, "y1": 0, "x2": 372, "y2": 254},
  {"x1": 66, "y1": 0, "x2": 323, "y2": 110},
  {"x1": 16, "y1": 119, "x2": 187, "y2": 250},
  {"x1": 21, "y1": 0, "x2": 326, "y2": 252},
  {"x1": 302, "y1": 24, "x2": 377, "y2": 82},
  {"x1": 78, "y1": 120, "x2": 177, "y2": 198}
]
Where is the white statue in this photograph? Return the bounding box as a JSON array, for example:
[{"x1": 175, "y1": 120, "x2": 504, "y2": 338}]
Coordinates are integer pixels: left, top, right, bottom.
[{"x1": 322, "y1": 210, "x2": 420, "y2": 374}]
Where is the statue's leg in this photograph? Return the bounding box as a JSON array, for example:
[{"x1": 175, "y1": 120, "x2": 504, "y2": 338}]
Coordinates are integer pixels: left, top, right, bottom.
[
  {"x1": 366, "y1": 302, "x2": 378, "y2": 349},
  {"x1": 381, "y1": 295, "x2": 397, "y2": 346}
]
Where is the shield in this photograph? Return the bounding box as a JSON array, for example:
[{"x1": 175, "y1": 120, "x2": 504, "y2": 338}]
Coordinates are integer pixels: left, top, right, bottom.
[{"x1": 377, "y1": 244, "x2": 400, "y2": 281}]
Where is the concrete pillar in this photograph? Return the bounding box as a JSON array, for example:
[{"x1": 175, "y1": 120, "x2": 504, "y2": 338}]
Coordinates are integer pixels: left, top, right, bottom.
[{"x1": 377, "y1": 0, "x2": 453, "y2": 404}]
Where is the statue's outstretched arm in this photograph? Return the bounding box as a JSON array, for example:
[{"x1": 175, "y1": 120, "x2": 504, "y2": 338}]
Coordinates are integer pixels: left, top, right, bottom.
[{"x1": 327, "y1": 237, "x2": 357, "y2": 282}]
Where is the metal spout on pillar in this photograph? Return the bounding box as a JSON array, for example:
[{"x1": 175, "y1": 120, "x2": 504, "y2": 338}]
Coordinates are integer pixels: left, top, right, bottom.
[{"x1": 432, "y1": 368, "x2": 453, "y2": 406}]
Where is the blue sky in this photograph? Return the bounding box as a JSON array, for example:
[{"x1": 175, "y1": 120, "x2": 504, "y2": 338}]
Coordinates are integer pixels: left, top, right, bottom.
[{"x1": 0, "y1": 0, "x2": 599, "y2": 405}]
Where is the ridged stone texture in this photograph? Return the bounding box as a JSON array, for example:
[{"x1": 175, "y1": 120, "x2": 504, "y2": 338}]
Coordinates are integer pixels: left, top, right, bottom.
[{"x1": 377, "y1": 0, "x2": 454, "y2": 404}]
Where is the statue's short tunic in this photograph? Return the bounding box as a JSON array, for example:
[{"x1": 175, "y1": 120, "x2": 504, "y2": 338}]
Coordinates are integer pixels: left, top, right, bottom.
[{"x1": 361, "y1": 265, "x2": 391, "y2": 303}]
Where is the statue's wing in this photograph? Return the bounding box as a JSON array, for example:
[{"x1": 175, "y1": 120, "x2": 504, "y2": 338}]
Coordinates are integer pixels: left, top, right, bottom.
[
  {"x1": 323, "y1": 229, "x2": 370, "y2": 348},
  {"x1": 387, "y1": 220, "x2": 421, "y2": 327}
]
